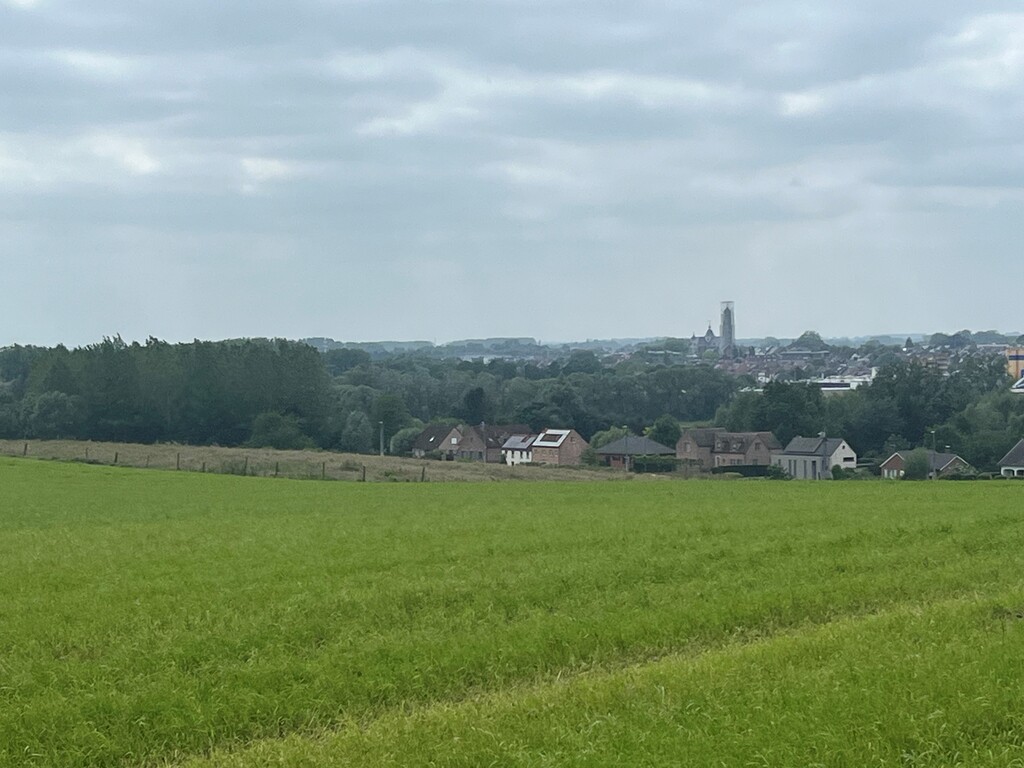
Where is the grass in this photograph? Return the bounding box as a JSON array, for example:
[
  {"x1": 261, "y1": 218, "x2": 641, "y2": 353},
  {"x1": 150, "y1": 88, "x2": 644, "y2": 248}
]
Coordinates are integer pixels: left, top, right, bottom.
[
  {"x1": 0, "y1": 439, "x2": 627, "y2": 483},
  {"x1": 1, "y1": 458, "x2": 1023, "y2": 766}
]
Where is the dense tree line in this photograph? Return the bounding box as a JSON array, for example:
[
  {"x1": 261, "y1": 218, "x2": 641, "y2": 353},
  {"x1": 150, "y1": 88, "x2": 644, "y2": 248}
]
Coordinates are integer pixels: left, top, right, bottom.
[
  {"x1": 0, "y1": 340, "x2": 739, "y2": 452},
  {"x1": 1, "y1": 338, "x2": 1019, "y2": 470}
]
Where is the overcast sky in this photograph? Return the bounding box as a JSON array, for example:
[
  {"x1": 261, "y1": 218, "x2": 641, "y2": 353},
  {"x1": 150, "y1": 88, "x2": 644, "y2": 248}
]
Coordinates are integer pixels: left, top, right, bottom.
[{"x1": 2, "y1": 1, "x2": 1022, "y2": 346}]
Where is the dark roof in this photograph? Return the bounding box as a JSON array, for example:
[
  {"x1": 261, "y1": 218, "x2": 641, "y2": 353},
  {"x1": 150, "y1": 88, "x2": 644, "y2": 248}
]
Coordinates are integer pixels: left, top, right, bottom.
[
  {"x1": 712, "y1": 431, "x2": 781, "y2": 453},
  {"x1": 466, "y1": 424, "x2": 533, "y2": 449},
  {"x1": 681, "y1": 427, "x2": 724, "y2": 447},
  {"x1": 501, "y1": 434, "x2": 536, "y2": 451},
  {"x1": 412, "y1": 424, "x2": 458, "y2": 452},
  {"x1": 780, "y1": 436, "x2": 850, "y2": 456},
  {"x1": 927, "y1": 451, "x2": 965, "y2": 471},
  {"x1": 596, "y1": 435, "x2": 675, "y2": 456},
  {"x1": 880, "y1": 450, "x2": 969, "y2": 472},
  {"x1": 999, "y1": 438, "x2": 1024, "y2": 467}
]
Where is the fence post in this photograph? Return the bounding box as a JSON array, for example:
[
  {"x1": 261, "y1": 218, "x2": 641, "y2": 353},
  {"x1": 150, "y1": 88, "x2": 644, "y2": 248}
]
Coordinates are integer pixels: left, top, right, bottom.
[
  {"x1": 114, "y1": 451, "x2": 118, "y2": 465},
  {"x1": 23, "y1": 442, "x2": 28, "y2": 456},
  {"x1": 85, "y1": 447, "x2": 89, "y2": 460},
  {"x1": 202, "y1": 461, "x2": 206, "y2": 473},
  {"x1": 421, "y1": 466, "x2": 426, "y2": 482},
  {"x1": 361, "y1": 465, "x2": 366, "y2": 482},
  {"x1": 275, "y1": 461, "x2": 279, "y2": 478},
  {"x1": 322, "y1": 461, "x2": 326, "y2": 480},
  {"x1": 243, "y1": 457, "x2": 249, "y2": 475},
  {"x1": 176, "y1": 452, "x2": 180, "y2": 470}
]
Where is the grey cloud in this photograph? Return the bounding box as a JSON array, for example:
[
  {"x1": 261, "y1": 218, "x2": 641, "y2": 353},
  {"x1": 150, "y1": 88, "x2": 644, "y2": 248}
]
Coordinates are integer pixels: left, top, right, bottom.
[{"x1": 1, "y1": 1, "x2": 1022, "y2": 345}]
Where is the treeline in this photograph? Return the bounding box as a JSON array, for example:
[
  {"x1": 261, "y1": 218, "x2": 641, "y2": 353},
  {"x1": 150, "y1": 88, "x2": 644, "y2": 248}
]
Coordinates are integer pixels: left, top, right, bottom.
[
  {"x1": 716, "y1": 356, "x2": 1021, "y2": 470},
  {"x1": 0, "y1": 339, "x2": 739, "y2": 453},
  {"x1": 1, "y1": 337, "x2": 1019, "y2": 471}
]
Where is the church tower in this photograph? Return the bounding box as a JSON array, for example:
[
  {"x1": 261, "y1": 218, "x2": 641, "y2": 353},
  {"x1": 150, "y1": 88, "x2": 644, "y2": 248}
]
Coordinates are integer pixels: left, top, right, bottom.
[{"x1": 719, "y1": 301, "x2": 735, "y2": 357}]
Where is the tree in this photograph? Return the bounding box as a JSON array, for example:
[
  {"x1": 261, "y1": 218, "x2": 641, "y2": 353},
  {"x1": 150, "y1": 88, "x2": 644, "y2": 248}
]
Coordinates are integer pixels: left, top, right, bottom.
[
  {"x1": 647, "y1": 414, "x2": 681, "y2": 449},
  {"x1": 389, "y1": 426, "x2": 422, "y2": 457},
  {"x1": 25, "y1": 391, "x2": 84, "y2": 439},
  {"x1": 339, "y1": 411, "x2": 374, "y2": 453},
  {"x1": 458, "y1": 386, "x2": 494, "y2": 425},
  {"x1": 589, "y1": 426, "x2": 628, "y2": 449},
  {"x1": 372, "y1": 393, "x2": 411, "y2": 445},
  {"x1": 902, "y1": 448, "x2": 931, "y2": 480}
]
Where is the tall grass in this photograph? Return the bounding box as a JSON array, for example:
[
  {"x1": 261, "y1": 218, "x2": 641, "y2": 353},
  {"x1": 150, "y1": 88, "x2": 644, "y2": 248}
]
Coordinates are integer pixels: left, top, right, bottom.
[{"x1": 1, "y1": 458, "x2": 1022, "y2": 766}]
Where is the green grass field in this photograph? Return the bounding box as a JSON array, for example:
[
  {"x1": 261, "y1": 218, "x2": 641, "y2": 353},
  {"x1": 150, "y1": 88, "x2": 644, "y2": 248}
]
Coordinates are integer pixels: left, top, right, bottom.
[{"x1": 2, "y1": 457, "x2": 1023, "y2": 767}]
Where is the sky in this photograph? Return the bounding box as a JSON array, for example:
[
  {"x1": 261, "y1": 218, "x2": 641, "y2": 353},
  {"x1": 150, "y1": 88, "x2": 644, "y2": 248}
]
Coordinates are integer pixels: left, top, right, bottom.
[{"x1": 2, "y1": 0, "x2": 1022, "y2": 347}]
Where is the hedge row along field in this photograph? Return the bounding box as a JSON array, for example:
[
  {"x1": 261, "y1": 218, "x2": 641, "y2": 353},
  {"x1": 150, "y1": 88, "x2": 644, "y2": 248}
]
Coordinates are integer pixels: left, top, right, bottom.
[{"x1": 2, "y1": 458, "x2": 1023, "y2": 767}]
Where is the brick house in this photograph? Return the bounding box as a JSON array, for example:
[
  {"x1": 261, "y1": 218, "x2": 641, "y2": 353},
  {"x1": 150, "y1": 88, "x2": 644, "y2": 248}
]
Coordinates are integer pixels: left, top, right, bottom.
[
  {"x1": 879, "y1": 450, "x2": 971, "y2": 479},
  {"x1": 411, "y1": 424, "x2": 462, "y2": 459},
  {"x1": 456, "y1": 424, "x2": 533, "y2": 463},
  {"x1": 529, "y1": 429, "x2": 588, "y2": 466},
  {"x1": 676, "y1": 428, "x2": 780, "y2": 469}
]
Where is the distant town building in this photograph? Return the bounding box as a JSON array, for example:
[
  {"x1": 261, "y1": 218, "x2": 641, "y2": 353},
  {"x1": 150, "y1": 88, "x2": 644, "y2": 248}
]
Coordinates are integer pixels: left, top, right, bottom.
[
  {"x1": 692, "y1": 326, "x2": 718, "y2": 356},
  {"x1": 1007, "y1": 347, "x2": 1024, "y2": 379}
]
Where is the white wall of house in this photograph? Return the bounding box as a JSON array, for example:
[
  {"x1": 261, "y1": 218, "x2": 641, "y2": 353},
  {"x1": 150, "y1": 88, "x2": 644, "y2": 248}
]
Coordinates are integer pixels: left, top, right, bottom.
[
  {"x1": 503, "y1": 449, "x2": 532, "y2": 466},
  {"x1": 772, "y1": 441, "x2": 857, "y2": 479}
]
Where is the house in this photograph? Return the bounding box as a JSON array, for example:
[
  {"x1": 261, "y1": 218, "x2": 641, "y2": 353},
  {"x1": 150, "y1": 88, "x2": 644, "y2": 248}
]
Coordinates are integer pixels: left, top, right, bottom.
[
  {"x1": 530, "y1": 428, "x2": 588, "y2": 466},
  {"x1": 456, "y1": 424, "x2": 533, "y2": 463},
  {"x1": 501, "y1": 434, "x2": 536, "y2": 466},
  {"x1": 676, "y1": 428, "x2": 780, "y2": 469},
  {"x1": 998, "y1": 439, "x2": 1024, "y2": 478},
  {"x1": 411, "y1": 424, "x2": 462, "y2": 459},
  {"x1": 596, "y1": 435, "x2": 675, "y2": 470},
  {"x1": 675, "y1": 427, "x2": 723, "y2": 468},
  {"x1": 771, "y1": 436, "x2": 857, "y2": 479},
  {"x1": 879, "y1": 450, "x2": 972, "y2": 479}
]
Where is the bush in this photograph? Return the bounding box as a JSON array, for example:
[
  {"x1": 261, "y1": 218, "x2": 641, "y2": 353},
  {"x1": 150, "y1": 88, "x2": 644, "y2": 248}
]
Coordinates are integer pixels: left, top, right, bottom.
[
  {"x1": 631, "y1": 455, "x2": 678, "y2": 474},
  {"x1": 247, "y1": 412, "x2": 314, "y2": 451}
]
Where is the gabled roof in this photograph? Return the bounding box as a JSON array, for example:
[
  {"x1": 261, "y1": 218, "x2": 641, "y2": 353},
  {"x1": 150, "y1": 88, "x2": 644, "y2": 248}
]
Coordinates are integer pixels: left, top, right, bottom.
[
  {"x1": 464, "y1": 424, "x2": 533, "y2": 449},
  {"x1": 533, "y1": 428, "x2": 570, "y2": 448},
  {"x1": 501, "y1": 434, "x2": 536, "y2": 451},
  {"x1": 680, "y1": 427, "x2": 724, "y2": 447},
  {"x1": 999, "y1": 438, "x2": 1024, "y2": 467},
  {"x1": 596, "y1": 435, "x2": 675, "y2": 456},
  {"x1": 880, "y1": 450, "x2": 968, "y2": 472},
  {"x1": 712, "y1": 431, "x2": 781, "y2": 454},
  {"x1": 780, "y1": 436, "x2": 850, "y2": 456},
  {"x1": 413, "y1": 424, "x2": 459, "y2": 452}
]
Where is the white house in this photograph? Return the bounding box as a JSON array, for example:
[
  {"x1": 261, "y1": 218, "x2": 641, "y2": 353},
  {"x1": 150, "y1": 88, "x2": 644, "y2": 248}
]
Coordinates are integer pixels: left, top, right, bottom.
[
  {"x1": 501, "y1": 434, "x2": 536, "y2": 466},
  {"x1": 772, "y1": 436, "x2": 857, "y2": 479},
  {"x1": 999, "y1": 439, "x2": 1024, "y2": 478}
]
